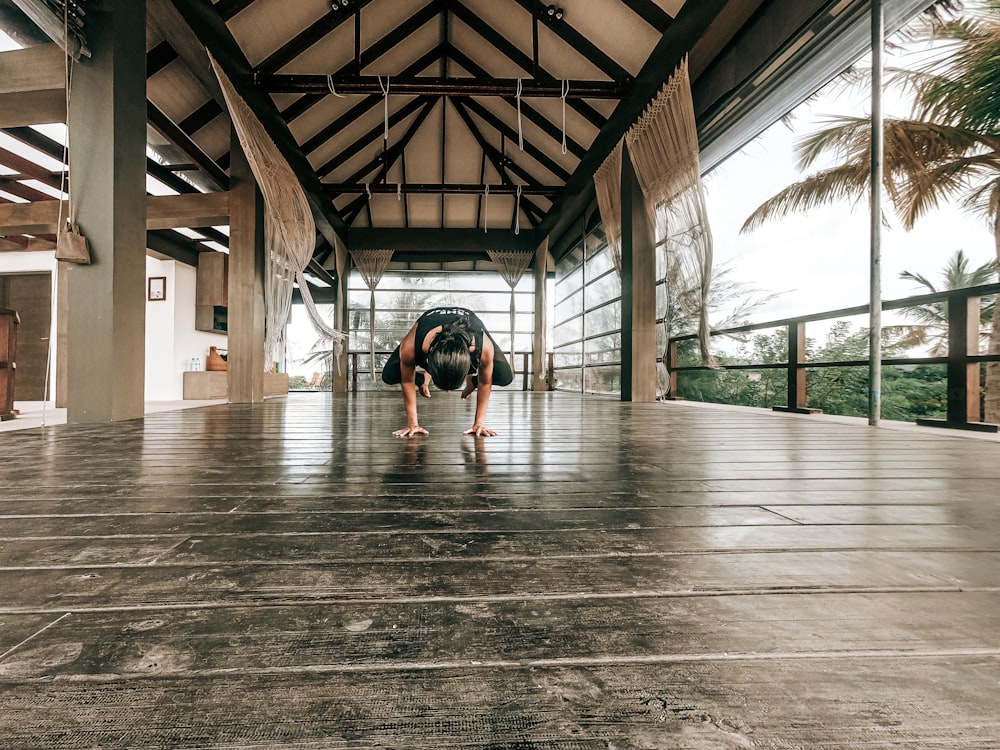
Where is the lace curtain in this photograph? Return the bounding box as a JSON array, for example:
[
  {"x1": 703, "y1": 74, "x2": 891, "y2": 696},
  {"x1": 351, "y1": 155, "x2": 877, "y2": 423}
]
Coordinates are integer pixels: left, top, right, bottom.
[
  {"x1": 625, "y1": 57, "x2": 715, "y2": 368},
  {"x1": 209, "y1": 53, "x2": 345, "y2": 371}
]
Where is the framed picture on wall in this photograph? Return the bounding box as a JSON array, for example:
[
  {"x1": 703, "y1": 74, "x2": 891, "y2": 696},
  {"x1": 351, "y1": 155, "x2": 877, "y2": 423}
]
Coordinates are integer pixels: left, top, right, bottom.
[{"x1": 148, "y1": 276, "x2": 166, "y2": 301}]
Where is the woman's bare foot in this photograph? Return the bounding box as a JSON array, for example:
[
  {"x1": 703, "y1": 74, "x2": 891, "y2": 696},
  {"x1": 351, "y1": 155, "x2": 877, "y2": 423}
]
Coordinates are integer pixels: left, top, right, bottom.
[{"x1": 461, "y1": 379, "x2": 476, "y2": 400}]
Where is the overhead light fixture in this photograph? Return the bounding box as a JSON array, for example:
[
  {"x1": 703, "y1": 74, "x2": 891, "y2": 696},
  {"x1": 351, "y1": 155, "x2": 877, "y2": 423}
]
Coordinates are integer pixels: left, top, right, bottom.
[
  {"x1": 545, "y1": 5, "x2": 564, "y2": 20},
  {"x1": 331, "y1": 0, "x2": 350, "y2": 9}
]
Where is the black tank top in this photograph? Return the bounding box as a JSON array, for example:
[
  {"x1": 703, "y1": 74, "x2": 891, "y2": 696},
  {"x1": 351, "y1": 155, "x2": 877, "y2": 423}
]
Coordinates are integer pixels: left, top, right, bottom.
[{"x1": 413, "y1": 307, "x2": 485, "y2": 373}]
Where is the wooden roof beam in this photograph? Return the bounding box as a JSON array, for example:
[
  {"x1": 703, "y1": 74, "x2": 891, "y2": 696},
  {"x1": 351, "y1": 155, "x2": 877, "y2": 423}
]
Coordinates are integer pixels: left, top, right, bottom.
[
  {"x1": 0, "y1": 45, "x2": 66, "y2": 127},
  {"x1": 509, "y1": 0, "x2": 631, "y2": 82},
  {"x1": 447, "y1": 46, "x2": 588, "y2": 158},
  {"x1": 0, "y1": 192, "x2": 231, "y2": 234},
  {"x1": 302, "y1": 44, "x2": 447, "y2": 156},
  {"x1": 314, "y1": 96, "x2": 432, "y2": 179},
  {"x1": 449, "y1": 2, "x2": 607, "y2": 130},
  {"x1": 258, "y1": 74, "x2": 629, "y2": 100},
  {"x1": 324, "y1": 183, "x2": 560, "y2": 197},
  {"x1": 452, "y1": 96, "x2": 571, "y2": 182},
  {"x1": 147, "y1": 101, "x2": 230, "y2": 190},
  {"x1": 333, "y1": 99, "x2": 440, "y2": 221},
  {"x1": 277, "y1": 0, "x2": 447, "y2": 124}
]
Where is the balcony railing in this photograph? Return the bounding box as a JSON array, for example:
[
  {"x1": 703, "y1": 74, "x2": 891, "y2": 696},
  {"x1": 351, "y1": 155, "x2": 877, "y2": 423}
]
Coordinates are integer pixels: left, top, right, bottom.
[{"x1": 665, "y1": 283, "x2": 1000, "y2": 433}]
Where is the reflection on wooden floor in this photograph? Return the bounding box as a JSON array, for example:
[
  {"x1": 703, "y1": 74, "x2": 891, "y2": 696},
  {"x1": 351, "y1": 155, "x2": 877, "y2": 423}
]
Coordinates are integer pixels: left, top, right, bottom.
[{"x1": 1, "y1": 391, "x2": 999, "y2": 748}]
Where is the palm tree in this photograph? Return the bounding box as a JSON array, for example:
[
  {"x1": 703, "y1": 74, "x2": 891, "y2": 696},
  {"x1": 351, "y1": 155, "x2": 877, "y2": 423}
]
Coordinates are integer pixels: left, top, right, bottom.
[
  {"x1": 891, "y1": 249, "x2": 998, "y2": 356},
  {"x1": 741, "y1": 1, "x2": 1000, "y2": 422}
]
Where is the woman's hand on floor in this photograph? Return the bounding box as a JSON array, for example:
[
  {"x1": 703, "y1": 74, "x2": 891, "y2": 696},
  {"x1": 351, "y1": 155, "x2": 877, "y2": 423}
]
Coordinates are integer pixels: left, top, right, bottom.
[{"x1": 394, "y1": 425, "x2": 428, "y2": 438}]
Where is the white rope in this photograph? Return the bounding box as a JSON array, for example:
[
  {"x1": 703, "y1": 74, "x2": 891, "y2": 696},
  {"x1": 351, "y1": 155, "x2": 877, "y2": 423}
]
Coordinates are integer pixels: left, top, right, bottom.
[
  {"x1": 483, "y1": 184, "x2": 489, "y2": 233},
  {"x1": 378, "y1": 75, "x2": 390, "y2": 144},
  {"x1": 515, "y1": 78, "x2": 524, "y2": 150},
  {"x1": 487, "y1": 249, "x2": 534, "y2": 365},
  {"x1": 351, "y1": 249, "x2": 395, "y2": 381},
  {"x1": 365, "y1": 182, "x2": 372, "y2": 200},
  {"x1": 560, "y1": 80, "x2": 569, "y2": 155},
  {"x1": 326, "y1": 75, "x2": 345, "y2": 98},
  {"x1": 514, "y1": 185, "x2": 522, "y2": 236},
  {"x1": 397, "y1": 182, "x2": 402, "y2": 201}
]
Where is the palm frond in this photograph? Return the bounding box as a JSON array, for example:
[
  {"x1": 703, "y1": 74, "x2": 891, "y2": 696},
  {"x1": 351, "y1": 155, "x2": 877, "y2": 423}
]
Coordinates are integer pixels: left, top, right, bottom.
[{"x1": 740, "y1": 163, "x2": 870, "y2": 233}]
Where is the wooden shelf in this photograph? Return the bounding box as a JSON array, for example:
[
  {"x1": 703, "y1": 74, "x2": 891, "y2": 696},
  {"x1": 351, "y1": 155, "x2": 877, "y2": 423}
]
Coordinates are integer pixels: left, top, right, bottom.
[{"x1": 183, "y1": 371, "x2": 289, "y2": 400}]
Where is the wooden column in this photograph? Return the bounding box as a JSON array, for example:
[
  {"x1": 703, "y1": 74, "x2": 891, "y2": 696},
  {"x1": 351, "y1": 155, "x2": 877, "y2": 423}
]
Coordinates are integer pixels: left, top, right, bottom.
[
  {"x1": 619, "y1": 145, "x2": 657, "y2": 402},
  {"x1": 227, "y1": 129, "x2": 266, "y2": 404},
  {"x1": 65, "y1": 0, "x2": 146, "y2": 423},
  {"x1": 531, "y1": 237, "x2": 550, "y2": 391},
  {"x1": 332, "y1": 236, "x2": 350, "y2": 393}
]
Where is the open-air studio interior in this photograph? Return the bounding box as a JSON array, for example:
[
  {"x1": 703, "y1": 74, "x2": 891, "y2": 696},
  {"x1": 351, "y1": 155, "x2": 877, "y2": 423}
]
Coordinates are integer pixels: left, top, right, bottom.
[{"x1": 1, "y1": 0, "x2": 999, "y2": 747}]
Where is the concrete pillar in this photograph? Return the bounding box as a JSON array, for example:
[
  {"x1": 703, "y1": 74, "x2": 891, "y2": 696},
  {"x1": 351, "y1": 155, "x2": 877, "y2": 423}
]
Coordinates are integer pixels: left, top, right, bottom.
[
  {"x1": 531, "y1": 237, "x2": 550, "y2": 392},
  {"x1": 227, "y1": 129, "x2": 266, "y2": 403},
  {"x1": 332, "y1": 236, "x2": 350, "y2": 393},
  {"x1": 620, "y1": 144, "x2": 657, "y2": 402},
  {"x1": 65, "y1": 0, "x2": 146, "y2": 423}
]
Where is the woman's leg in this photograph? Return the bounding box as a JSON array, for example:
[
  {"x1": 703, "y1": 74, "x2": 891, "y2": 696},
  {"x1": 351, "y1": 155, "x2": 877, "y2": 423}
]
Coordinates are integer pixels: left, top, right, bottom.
[
  {"x1": 381, "y1": 345, "x2": 403, "y2": 384},
  {"x1": 486, "y1": 334, "x2": 515, "y2": 387}
]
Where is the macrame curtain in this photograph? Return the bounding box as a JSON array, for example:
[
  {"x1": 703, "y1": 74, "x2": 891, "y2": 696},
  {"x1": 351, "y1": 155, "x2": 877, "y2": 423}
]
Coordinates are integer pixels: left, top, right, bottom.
[
  {"x1": 593, "y1": 140, "x2": 623, "y2": 277},
  {"x1": 624, "y1": 56, "x2": 716, "y2": 369},
  {"x1": 209, "y1": 53, "x2": 345, "y2": 371},
  {"x1": 350, "y1": 249, "x2": 394, "y2": 381},
  {"x1": 487, "y1": 249, "x2": 534, "y2": 364}
]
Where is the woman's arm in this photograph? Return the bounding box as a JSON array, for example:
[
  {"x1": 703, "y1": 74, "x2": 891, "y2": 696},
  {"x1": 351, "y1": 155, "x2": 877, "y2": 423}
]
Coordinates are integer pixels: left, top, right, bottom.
[
  {"x1": 394, "y1": 324, "x2": 428, "y2": 437},
  {"x1": 465, "y1": 336, "x2": 497, "y2": 437}
]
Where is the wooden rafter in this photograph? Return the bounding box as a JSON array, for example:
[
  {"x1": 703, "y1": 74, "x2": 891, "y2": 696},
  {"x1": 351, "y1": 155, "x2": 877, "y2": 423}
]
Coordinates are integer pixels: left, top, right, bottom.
[
  {"x1": 335, "y1": 99, "x2": 439, "y2": 223},
  {"x1": 509, "y1": 0, "x2": 632, "y2": 82},
  {"x1": 147, "y1": 101, "x2": 229, "y2": 190},
  {"x1": 448, "y1": 46, "x2": 586, "y2": 159},
  {"x1": 449, "y1": 99, "x2": 547, "y2": 224},
  {"x1": 619, "y1": 0, "x2": 674, "y2": 32},
  {"x1": 449, "y1": 2, "x2": 607, "y2": 130},
  {"x1": 255, "y1": 0, "x2": 379, "y2": 75},
  {"x1": 146, "y1": 40, "x2": 178, "y2": 77},
  {"x1": 539, "y1": 0, "x2": 729, "y2": 251},
  {"x1": 452, "y1": 96, "x2": 570, "y2": 182},
  {"x1": 305, "y1": 45, "x2": 446, "y2": 158},
  {"x1": 315, "y1": 96, "x2": 432, "y2": 179},
  {"x1": 335, "y1": 99, "x2": 438, "y2": 187},
  {"x1": 325, "y1": 182, "x2": 560, "y2": 197},
  {"x1": 278, "y1": 0, "x2": 446, "y2": 125}
]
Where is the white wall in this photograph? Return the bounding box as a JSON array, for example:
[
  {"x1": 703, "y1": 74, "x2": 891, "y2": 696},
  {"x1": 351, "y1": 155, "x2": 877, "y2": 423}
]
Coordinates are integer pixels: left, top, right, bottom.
[
  {"x1": 0, "y1": 252, "x2": 226, "y2": 403},
  {"x1": 144, "y1": 257, "x2": 227, "y2": 401}
]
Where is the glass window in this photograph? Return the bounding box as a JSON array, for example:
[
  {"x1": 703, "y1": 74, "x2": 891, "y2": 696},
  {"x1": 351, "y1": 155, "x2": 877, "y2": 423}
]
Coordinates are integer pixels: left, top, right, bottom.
[
  {"x1": 585, "y1": 332, "x2": 621, "y2": 365},
  {"x1": 584, "y1": 365, "x2": 621, "y2": 395}
]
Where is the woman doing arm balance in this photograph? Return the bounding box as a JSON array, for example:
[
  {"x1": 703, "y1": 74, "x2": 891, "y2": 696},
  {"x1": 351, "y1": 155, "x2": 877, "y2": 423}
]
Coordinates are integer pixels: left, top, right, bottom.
[{"x1": 382, "y1": 307, "x2": 514, "y2": 437}]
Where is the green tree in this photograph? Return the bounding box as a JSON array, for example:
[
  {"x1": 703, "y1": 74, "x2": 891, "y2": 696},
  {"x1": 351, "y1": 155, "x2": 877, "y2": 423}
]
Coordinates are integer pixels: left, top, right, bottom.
[
  {"x1": 893, "y1": 249, "x2": 998, "y2": 355},
  {"x1": 741, "y1": 1, "x2": 1000, "y2": 422}
]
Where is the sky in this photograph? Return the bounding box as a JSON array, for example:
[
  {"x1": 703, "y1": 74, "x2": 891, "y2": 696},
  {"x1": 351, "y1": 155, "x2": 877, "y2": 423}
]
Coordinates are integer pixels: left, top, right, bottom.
[{"x1": 703, "y1": 67, "x2": 996, "y2": 326}]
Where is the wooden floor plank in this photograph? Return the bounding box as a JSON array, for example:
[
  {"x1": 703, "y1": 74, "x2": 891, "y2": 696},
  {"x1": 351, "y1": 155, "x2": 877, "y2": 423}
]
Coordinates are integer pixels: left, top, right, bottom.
[{"x1": 1, "y1": 392, "x2": 999, "y2": 748}]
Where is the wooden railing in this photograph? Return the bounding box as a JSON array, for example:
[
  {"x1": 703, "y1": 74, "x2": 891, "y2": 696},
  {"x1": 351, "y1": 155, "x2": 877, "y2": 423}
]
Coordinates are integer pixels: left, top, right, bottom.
[{"x1": 665, "y1": 283, "x2": 1000, "y2": 433}]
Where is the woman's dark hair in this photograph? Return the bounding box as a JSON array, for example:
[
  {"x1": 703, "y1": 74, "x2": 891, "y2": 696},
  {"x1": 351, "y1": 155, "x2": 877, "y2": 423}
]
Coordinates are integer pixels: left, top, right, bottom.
[{"x1": 425, "y1": 316, "x2": 472, "y2": 391}]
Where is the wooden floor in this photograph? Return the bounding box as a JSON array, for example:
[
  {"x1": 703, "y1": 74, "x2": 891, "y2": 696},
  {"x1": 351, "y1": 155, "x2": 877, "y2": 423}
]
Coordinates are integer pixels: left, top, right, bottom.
[{"x1": 1, "y1": 391, "x2": 999, "y2": 749}]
